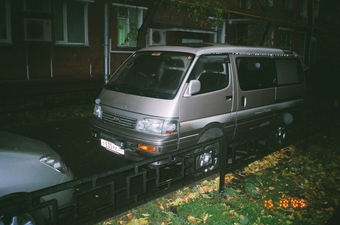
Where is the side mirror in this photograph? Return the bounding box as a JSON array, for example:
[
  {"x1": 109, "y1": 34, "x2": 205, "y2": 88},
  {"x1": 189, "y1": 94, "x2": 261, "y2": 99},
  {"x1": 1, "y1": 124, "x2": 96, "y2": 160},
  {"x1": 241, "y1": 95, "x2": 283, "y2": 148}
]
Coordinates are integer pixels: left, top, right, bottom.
[{"x1": 184, "y1": 80, "x2": 201, "y2": 97}]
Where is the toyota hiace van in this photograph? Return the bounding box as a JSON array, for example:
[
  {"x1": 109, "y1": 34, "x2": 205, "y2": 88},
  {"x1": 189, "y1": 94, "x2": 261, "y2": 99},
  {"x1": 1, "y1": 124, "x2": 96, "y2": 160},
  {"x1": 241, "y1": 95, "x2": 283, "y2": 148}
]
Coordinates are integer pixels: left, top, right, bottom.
[{"x1": 89, "y1": 43, "x2": 305, "y2": 165}]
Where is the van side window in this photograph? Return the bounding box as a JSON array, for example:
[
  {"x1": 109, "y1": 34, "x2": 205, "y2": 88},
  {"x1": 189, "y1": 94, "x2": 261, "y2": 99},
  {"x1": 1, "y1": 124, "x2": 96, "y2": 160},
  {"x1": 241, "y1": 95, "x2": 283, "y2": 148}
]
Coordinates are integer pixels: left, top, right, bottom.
[
  {"x1": 236, "y1": 57, "x2": 274, "y2": 91},
  {"x1": 275, "y1": 58, "x2": 303, "y2": 85},
  {"x1": 189, "y1": 55, "x2": 230, "y2": 94}
]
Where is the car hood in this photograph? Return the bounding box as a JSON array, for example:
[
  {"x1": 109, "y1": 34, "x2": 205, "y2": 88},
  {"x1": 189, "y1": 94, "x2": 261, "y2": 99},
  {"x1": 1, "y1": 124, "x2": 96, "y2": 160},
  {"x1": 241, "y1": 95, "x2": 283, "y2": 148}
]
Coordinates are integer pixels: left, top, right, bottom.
[
  {"x1": 0, "y1": 131, "x2": 74, "y2": 206},
  {"x1": 0, "y1": 130, "x2": 55, "y2": 155}
]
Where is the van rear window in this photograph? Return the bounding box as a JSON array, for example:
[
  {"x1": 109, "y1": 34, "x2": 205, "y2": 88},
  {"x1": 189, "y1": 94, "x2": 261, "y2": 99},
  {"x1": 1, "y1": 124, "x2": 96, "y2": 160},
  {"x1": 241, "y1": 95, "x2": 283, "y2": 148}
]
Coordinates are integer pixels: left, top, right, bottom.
[
  {"x1": 275, "y1": 58, "x2": 303, "y2": 85},
  {"x1": 236, "y1": 57, "x2": 274, "y2": 91},
  {"x1": 236, "y1": 57, "x2": 303, "y2": 91}
]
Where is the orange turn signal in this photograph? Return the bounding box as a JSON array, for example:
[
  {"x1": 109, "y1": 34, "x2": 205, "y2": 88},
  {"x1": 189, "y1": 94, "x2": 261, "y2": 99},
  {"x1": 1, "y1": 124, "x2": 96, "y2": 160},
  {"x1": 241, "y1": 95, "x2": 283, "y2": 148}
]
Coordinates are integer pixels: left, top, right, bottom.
[{"x1": 138, "y1": 144, "x2": 157, "y2": 152}]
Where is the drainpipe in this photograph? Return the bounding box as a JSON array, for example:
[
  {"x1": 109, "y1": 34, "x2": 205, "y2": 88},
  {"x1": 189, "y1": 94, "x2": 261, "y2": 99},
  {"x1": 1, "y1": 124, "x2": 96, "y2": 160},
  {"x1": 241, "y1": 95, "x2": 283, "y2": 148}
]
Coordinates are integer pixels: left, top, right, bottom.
[
  {"x1": 25, "y1": 45, "x2": 30, "y2": 80},
  {"x1": 50, "y1": 43, "x2": 53, "y2": 78},
  {"x1": 104, "y1": 0, "x2": 110, "y2": 84},
  {"x1": 308, "y1": 0, "x2": 315, "y2": 66}
]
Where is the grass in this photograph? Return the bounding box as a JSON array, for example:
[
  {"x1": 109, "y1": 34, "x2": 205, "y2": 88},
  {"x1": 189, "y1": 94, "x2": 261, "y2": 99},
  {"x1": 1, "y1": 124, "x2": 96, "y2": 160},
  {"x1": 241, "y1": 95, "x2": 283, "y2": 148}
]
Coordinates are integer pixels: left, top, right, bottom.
[{"x1": 98, "y1": 133, "x2": 340, "y2": 225}]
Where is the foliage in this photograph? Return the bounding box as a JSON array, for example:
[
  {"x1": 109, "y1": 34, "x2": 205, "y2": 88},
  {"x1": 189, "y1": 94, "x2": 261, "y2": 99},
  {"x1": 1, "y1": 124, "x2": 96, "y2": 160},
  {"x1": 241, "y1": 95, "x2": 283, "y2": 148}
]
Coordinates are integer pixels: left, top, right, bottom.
[
  {"x1": 98, "y1": 133, "x2": 340, "y2": 224},
  {"x1": 161, "y1": 0, "x2": 228, "y2": 28}
]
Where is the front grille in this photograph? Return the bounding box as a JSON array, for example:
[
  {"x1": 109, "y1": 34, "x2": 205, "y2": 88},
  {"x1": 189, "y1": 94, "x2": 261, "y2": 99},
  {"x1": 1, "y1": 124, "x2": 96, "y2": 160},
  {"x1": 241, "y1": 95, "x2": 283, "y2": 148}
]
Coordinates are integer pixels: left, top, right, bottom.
[{"x1": 102, "y1": 112, "x2": 137, "y2": 129}]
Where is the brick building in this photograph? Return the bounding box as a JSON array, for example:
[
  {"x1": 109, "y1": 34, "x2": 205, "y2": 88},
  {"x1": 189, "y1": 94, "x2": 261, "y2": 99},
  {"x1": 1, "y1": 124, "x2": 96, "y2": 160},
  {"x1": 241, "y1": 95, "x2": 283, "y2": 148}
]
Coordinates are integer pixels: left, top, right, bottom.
[{"x1": 0, "y1": 0, "x2": 339, "y2": 111}]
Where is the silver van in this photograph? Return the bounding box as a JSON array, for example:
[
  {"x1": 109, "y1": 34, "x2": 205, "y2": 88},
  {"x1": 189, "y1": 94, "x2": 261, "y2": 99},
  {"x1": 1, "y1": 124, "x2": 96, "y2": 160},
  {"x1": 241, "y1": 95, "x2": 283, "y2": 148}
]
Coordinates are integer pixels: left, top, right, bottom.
[{"x1": 89, "y1": 43, "x2": 305, "y2": 165}]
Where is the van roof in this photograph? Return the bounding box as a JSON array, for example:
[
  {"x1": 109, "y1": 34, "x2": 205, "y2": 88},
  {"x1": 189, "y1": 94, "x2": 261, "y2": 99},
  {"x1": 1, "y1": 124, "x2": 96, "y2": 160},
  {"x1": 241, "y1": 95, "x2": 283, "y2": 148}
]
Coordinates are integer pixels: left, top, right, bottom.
[{"x1": 139, "y1": 43, "x2": 300, "y2": 57}]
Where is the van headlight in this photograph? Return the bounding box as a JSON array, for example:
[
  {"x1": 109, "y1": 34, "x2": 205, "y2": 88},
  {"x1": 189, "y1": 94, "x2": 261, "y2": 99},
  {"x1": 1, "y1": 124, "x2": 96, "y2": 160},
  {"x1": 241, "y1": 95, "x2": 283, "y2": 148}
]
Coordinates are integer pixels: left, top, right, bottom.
[
  {"x1": 136, "y1": 118, "x2": 178, "y2": 135},
  {"x1": 93, "y1": 104, "x2": 102, "y2": 119},
  {"x1": 40, "y1": 154, "x2": 70, "y2": 174}
]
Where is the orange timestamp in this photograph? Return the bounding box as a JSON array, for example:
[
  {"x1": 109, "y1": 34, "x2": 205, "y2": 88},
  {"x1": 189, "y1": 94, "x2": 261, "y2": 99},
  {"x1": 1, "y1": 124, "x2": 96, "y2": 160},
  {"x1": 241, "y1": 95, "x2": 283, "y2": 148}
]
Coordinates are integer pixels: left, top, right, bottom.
[{"x1": 264, "y1": 198, "x2": 307, "y2": 209}]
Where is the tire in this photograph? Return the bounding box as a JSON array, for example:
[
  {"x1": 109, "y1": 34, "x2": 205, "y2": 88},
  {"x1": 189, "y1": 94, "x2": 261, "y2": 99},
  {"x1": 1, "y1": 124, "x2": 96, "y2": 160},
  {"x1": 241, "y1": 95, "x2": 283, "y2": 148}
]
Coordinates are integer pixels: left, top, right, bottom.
[
  {"x1": 0, "y1": 210, "x2": 46, "y2": 225},
  {"x1": 269, "y1": 112, "x2": 293, "y2": 150},
  {"x1": 269, "y1": 123, "x2": 287, "y2": 150},
  {"x1": 194, "y1": 128, "x2": 224, "y2": 173}
]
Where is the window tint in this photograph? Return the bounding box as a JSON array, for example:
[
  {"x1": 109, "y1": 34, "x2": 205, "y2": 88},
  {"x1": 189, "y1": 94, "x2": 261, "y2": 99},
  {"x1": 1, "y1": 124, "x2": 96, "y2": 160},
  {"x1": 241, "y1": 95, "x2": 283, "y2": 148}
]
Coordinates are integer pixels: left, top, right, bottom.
[
  {"x1": 189, "y1": 55, "x2": 230, "y2": 94},
  {"x1": 275, "y1": 58, "x2": 302, "y2": 85},
  {"x1": 236, "y1": 57, "x2": 274, "y2": 91}
]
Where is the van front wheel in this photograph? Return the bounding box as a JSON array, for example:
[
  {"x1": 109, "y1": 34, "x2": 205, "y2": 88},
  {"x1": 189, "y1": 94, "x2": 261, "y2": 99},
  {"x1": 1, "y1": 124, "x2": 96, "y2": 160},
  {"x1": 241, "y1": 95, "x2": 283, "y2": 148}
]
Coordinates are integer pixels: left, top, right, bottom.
[
  {"x1": 193, "y1": 128, "x2": 224, "y2": 174},
  {"x1": 195, "y1": 142, "x2": 220, "y2": 172},
  {"x1": 0, "y1": 210, "x2": 46, "y2": 225}
]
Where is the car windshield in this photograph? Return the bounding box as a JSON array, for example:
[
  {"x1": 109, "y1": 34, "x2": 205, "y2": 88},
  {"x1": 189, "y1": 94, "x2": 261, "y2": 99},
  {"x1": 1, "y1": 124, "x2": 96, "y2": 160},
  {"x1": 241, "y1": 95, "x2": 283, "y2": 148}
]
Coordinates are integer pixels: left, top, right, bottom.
[{"x1": 106, "y1": 51, "x2": 195, "y2": 99}]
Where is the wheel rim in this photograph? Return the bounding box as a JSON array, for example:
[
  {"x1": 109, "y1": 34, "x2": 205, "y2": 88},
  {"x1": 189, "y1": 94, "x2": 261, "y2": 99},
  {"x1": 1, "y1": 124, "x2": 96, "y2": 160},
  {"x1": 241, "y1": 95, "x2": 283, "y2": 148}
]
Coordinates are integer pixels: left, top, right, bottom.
[
  {"x1": 196, "y1": 143, "x2": 219, "y2": 172},
  {"x1": 275, "y1": 126, "x2": 286, "y2": 145},
  {"x1": 10, "y1": 214, "x2": 36, "y2": 225},
  {"x1": 199, "y1": 151, "x2": 213, "y2": 167}
]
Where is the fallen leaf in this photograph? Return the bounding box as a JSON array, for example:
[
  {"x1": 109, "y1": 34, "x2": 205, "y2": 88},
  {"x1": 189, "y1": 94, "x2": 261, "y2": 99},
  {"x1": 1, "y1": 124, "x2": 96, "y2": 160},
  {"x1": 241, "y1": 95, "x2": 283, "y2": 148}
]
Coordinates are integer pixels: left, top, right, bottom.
[
  {"x1": 188, "y1": 192, "x2": 199, "y2": 199},
  {"x1": 202, "y1": 213, "x2": 210, "y2": 224},
  {"x1": 325, "y1": 207, "x2": 335, "y2": 213},
  {"x1": 239, "y1": 215, "x2": 249, "y2": 224},
  {"x1": 188, "y1": 215, "x2": 197, "y2": 223},
  {"x1": 172, "y1": 198, "x2": 184, "y2": 206}
]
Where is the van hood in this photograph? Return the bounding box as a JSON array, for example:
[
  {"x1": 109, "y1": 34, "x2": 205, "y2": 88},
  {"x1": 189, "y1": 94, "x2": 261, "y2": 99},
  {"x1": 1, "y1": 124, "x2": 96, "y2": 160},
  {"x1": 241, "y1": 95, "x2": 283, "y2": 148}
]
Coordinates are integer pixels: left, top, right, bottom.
[{"x1": 99, "y1": 88, "x2": 180, "y2": 118}]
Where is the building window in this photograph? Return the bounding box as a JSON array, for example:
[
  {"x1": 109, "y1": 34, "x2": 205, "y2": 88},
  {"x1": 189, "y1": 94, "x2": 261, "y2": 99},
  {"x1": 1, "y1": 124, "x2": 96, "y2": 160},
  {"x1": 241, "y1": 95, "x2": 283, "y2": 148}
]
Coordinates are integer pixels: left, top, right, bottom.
[
  {"x1": 283, "y1": 0, "x2": 294, "y2": 9},
  {"x1": 267, "y1": 0, "x2": 273, "y2": 7},
  {"x1": 55, "y1": 1, "x2": 89, "y2": 46},
  {"x1": 280, "y1": 30, "x2": 292, "y2": 50},
  {"x1": 237, "y1": 23, "x2": 249, "y2": 44},
  {"x1": 301, "y1": 0, "x2": 308, "y2": 16},
  {"x1": 300, "y1": 0, "x2": 308, "y2": 24},
  {"x1": 314, "y1": 0, "x2": 320, "y2": 18},
  {"x1": 0, "y1": 0, "x2": 11, "y2": 45},
  {"x1": 117, "y1": 6, "x2": 143, "y2": 47},
  {"x1": 239, "y1": 0, "x2": 251, "y2": 9}
]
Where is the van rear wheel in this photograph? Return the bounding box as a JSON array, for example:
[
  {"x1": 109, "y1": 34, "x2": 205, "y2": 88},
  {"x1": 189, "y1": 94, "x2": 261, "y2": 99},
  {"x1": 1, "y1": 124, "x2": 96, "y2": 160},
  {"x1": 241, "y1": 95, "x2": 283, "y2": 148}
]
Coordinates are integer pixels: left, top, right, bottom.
[
  {"x1": 269, "y1": 112, "x2": 293, "y2": 150},
  {"x1": 270, "y1": 125, "x2": 286, "y2": 150}
]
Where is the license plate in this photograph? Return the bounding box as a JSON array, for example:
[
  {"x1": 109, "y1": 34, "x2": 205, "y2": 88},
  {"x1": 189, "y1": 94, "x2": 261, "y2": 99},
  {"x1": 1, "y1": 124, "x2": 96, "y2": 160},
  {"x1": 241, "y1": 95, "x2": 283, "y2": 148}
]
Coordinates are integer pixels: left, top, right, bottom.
[{"x1": 101, "y1": 139, "x2": 124, "y2": 155}]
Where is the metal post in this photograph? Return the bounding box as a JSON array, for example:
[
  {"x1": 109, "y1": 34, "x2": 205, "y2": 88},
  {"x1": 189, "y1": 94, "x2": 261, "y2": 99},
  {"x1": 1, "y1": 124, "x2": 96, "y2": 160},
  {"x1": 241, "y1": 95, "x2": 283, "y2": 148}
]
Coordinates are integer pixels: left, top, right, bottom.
[
  {"x1": 219, "y1": 139, "x2": 227, "y2": 193},
  {"x1": 104, "y1": 0, "x2": 109, "y2": 84}
]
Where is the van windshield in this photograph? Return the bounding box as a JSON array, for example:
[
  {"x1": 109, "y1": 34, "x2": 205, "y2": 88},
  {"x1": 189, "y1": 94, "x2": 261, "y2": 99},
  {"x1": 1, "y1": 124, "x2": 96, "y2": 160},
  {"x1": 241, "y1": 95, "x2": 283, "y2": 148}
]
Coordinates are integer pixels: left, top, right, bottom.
[{"x1": 106, "y1": 51, "x2": 195, "y2": 99}]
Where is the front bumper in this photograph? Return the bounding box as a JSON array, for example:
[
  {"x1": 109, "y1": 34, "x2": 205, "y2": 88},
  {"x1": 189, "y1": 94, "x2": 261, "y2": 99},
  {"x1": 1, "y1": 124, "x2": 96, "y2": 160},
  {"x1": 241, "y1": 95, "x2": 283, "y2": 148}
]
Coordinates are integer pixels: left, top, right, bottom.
[{"x1": 89, "y1": 117, "x2": 178, "y2": 161}]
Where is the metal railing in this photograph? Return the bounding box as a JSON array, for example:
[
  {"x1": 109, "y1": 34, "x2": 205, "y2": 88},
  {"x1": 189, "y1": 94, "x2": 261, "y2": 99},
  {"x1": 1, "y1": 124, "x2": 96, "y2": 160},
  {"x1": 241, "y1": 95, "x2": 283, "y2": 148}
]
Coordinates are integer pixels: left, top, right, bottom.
[{"x1": 1, "y1": 106, "x2": 338, "y2": 225}]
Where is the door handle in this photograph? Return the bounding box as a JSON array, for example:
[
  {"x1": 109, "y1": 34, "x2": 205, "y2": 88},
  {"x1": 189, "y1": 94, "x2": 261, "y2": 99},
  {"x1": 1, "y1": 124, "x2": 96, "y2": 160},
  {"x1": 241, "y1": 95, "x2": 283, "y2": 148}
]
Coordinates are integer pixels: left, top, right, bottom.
[
  {"x1": 225, "y1": 95, "x2": 232, "y2": 101},
  {"x1": 241, "y1": 96, "x2": 247, "y2": 108}
]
